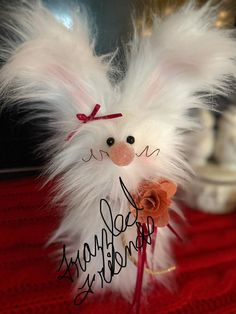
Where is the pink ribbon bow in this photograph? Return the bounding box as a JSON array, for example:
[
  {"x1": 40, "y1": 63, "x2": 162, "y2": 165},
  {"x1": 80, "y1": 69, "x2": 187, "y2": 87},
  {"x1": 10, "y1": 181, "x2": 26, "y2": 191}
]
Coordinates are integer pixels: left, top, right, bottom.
[
  {"x1": 66, "y1": 104, "x2": 122, "y2": 141},
  {"x1": 77, "y1": 104, "x2": 122, "y2": 123}
]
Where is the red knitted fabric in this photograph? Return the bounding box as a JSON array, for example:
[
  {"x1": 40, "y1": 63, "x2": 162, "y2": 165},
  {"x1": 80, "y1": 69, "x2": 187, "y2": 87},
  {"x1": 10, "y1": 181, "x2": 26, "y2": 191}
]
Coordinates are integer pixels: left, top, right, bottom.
[{"x1": 0, "y1": 176, "x2": 236, "y2": 314}]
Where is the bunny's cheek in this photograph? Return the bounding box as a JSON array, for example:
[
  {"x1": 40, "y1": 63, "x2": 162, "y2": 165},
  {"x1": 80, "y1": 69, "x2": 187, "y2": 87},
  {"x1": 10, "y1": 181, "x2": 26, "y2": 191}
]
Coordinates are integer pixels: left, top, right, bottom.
[{"x1": 109, "y1": 142, "x2": 135, "y2": 166}]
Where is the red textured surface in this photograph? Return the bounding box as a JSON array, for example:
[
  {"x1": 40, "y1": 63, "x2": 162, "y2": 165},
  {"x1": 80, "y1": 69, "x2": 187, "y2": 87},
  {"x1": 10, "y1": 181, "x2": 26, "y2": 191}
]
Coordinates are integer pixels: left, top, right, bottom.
[{"x1": 1, "y1": 176, "x2": 236, "y2": 314}]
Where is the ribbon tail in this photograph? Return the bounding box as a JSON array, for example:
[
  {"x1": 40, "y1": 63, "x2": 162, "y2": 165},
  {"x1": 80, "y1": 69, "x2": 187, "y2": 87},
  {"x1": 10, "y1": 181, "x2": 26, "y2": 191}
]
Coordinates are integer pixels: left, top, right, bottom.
[
  {"x1": 90, "y1": 104, "x2": 101, "y2": 119},
  {"x1": 65, "y1": 129, "x2": 77, "y2": 141},
  {"x1": 132, "y1": 223, "x2": 148, "y2": 314},
  {"x1": 167, "y1": 223, "x2": 183, "y2": 242}
]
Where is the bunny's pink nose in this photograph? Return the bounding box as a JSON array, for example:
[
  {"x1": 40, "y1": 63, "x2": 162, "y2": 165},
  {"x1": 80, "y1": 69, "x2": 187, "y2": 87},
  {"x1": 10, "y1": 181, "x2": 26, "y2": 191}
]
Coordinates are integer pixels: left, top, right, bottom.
[{"x1": 109, "y1": 142, "x2": 135, "y2": 166}]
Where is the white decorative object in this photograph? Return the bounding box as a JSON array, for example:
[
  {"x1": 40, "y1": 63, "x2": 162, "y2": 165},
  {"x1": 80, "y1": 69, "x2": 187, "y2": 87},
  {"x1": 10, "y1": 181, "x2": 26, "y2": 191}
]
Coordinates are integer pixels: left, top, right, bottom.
[
  {"x1": 184, "y1": 163, "x2": 236, "y2": 214},
  {"x1": 214, "y1": 106, "x2": 236, "y2": 170},
  {"x1": 187, "y1": 109, "x2": 215, "y2": 166}
]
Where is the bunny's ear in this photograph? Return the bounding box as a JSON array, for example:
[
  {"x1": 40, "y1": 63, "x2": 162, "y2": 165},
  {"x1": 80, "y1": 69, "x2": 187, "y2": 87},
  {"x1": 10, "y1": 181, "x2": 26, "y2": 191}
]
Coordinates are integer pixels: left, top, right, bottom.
[
  {"x1": 0, "y1": 1, "x2": 113, "y2": 136},
  {"x1": 121, "y1": 2, "x2": 236, "y2": 124}
]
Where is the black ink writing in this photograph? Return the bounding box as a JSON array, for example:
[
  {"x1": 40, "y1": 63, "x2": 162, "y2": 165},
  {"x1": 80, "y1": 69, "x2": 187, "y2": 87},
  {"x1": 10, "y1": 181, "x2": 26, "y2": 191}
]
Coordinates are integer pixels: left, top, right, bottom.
[{"x1": 57, "y1": 177, "x2": 154, "y2": 307}]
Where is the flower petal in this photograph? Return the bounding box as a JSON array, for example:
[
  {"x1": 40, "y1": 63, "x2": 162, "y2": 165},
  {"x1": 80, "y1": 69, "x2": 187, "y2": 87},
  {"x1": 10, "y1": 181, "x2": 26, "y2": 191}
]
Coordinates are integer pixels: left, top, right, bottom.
[
  {"x1": 156, "y1": 210, "x2": 170, "y2": 227},
  {"x1": 141, "y1": 197, "x2": 156, "y2": 210},
  {"x1": 159, "y1": 180, "x2": 177, "y2": 198}
]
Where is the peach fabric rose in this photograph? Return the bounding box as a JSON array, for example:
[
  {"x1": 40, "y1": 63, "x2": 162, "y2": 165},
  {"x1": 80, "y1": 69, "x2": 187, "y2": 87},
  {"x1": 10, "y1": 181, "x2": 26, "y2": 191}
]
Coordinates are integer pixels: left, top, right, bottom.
[{"x1": 130, "y1": 179, "x2": 177, "y2": 227}]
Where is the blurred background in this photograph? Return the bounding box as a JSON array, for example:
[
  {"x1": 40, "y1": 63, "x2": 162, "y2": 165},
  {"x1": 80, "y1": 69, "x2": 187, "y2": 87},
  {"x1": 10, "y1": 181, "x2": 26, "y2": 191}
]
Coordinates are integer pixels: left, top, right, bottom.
[{"x1": 0, "y1": 0, "x2": 236, "y2": 213}]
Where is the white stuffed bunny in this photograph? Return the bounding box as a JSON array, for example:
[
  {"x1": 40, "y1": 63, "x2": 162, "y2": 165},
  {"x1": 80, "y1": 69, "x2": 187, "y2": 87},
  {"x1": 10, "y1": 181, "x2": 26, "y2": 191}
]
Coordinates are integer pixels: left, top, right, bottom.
[{"x1": 0, "y1": 0, "x2": 236, "y2": 308}]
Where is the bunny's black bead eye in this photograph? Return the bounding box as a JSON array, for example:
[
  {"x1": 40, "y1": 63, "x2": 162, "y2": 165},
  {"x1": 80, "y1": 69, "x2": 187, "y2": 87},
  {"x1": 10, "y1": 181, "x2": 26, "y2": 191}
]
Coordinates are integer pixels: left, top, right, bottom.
[
  {"x1": 126, "y1": 136, "x2": 135, "y2": 144},
  {"x1": 106, "y1": 137, "x2": 115, "y2": 146}
]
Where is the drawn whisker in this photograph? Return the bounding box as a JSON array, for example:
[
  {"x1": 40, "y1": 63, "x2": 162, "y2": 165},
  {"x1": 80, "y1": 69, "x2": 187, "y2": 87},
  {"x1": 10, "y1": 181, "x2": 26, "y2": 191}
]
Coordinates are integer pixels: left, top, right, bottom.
[
  {"x1": 82, "y1": 149, "x2": 109, "y2": 162},
  {"x1": 136, "y1": 145, "x2": 160, "y2": 158},
  {"x1": 99, "y1": 150, "x2": 109, "y2": 160},
  {"x1": 82, "y1": 148, "x2": 94, "y2": 162},
  {"x1": 93, "y1": 150, "x2": 109, "y2": 161},
  {"x1": 146, "y1": 147, "x2": 160, "y2": 157}
]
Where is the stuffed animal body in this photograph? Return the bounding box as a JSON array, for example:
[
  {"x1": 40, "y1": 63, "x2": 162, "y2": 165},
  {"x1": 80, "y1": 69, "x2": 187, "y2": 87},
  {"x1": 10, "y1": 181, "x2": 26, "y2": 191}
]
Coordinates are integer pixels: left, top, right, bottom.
[{"x1": 0, "y1": 0, "x2": 236, "y2": 304}]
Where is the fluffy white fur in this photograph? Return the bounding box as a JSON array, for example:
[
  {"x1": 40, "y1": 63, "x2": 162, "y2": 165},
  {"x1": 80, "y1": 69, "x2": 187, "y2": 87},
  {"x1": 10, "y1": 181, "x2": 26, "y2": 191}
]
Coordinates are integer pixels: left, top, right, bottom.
[{"x1": 0, "y1": 0, "x2": 236, "y2": 301}]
